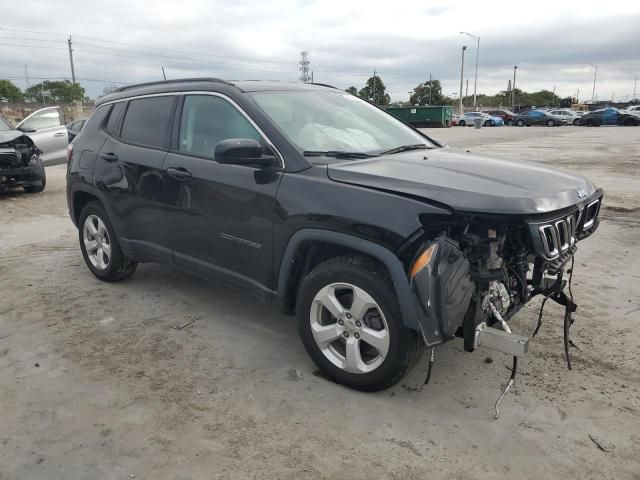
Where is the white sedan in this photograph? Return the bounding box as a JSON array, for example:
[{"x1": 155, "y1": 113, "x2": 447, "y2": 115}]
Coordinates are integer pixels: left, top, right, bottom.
[
  {"x1": 547, "y1": 109, "x2": 582, "y2": 126},
  {"x1": 457, "y1": 111, "x2": 495, "y2": 127}
]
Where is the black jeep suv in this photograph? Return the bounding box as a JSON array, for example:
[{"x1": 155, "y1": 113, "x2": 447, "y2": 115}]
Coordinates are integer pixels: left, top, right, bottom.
[{"x1": 67, "y1": 79, "x2": 602, "y2": 393}]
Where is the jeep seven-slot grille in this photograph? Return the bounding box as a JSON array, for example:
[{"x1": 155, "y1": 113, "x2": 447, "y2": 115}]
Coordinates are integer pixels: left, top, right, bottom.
[{"x1": 534, "y1": 199, "x2": 600, "y2": 260}]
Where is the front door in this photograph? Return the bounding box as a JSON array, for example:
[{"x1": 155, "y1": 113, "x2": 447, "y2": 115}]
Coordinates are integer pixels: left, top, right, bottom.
[{"x1": 163, "y1": 94, "x2": 283, "y2": 293}]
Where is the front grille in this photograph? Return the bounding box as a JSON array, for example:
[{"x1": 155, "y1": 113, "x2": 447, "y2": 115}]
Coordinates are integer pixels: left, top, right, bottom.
[
  {"x1": 0, "y1": 151, "x2": 20, "y2": 168},
  {"x1": 537, "y1": 212, "x2": 579, "y2": 259},
  {"x1": 528, "y1": 197, "x2": 601, "y2": 261}
]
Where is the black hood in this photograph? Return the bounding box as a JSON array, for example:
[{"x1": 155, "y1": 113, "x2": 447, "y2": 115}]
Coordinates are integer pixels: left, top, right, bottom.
[{"x1": 326, "y1": 148, "x2": 597, "y2": 214}]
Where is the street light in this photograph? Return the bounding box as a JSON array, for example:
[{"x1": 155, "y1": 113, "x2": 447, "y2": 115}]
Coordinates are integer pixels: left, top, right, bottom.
[
  {"x1": 588, "y1": 63, "x2": 598, "y2": 103},
  {"x1": 460, "y1": 32, "x2": 480, "y2": 108},
  {"x1": 512, "y1": 66, "x2": 518, "y2": 107},
  {"x1": 459, "y1": 45, "x2": 467, "y2": 114}
]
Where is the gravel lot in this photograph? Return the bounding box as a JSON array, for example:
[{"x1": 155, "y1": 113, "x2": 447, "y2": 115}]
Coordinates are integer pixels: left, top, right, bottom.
[{"x1": 1, "y1": 126, "x2": 639, "y2": 479}]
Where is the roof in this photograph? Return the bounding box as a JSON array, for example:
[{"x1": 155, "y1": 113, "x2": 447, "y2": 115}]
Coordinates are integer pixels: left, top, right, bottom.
[{"x1": 96, "y1": 78, "x2": 337, "y2": 106}]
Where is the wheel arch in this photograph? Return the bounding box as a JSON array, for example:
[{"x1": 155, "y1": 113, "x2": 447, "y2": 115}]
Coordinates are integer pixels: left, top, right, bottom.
[{"x1": 276, "y1": 229, "x2": 422, "y2": 331}]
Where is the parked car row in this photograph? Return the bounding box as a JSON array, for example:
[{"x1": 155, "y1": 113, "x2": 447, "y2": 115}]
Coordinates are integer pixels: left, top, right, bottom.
[{"x1": 453, "y1": 107, "x2": 640, "y2": 127}]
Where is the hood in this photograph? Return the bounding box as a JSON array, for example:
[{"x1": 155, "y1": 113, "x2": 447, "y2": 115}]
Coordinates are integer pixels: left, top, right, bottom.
[
  {"x1": 0, "y1": 130, "x2": 26, "y2": 145},
  {"x1": 326, "y1": 148, "x2": 597, "y2": 214}
]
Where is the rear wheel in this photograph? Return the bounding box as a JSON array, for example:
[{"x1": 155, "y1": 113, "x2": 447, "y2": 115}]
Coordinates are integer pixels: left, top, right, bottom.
[
  {"x1": 483, "y1": 120, "x2": 491, "y2": 127},
  {"x1": 573, "y1": 118, "x2": 580, "y2": 126},
  {"x1": 507, "y1": 120, "x2": 514, "y2": 126},
  {"x1": 546, "y1": 119, "x2": 555, "y2": 127},
  {"x1": 79, "y1": 202, "x2": 137, "y2": 282},
  {"x1": 459, "y1": 120, "x2": 466, "y2": 127},
  {"x1": 297, "y1": 256, "x2": 422, "y2": 392},
  {"x1": 624, "y1": 117, "x2": 638, "y2": 126},
  {"x1": 517, "y1": 119, "x2": 525, "y2": 127}
]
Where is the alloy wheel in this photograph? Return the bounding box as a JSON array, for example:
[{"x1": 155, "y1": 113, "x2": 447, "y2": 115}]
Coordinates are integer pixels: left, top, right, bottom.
[
  {"x1": 309, "y1": 283, "x2": 390, "y2": 374},
  {"x1": 83, "y1": 214, "x2": 111, "y2": 270}
]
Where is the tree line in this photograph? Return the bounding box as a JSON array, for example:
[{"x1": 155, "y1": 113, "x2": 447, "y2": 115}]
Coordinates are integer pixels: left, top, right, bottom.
[
  {"x1": 345, "y1": 75, "x2": 572, "y2": 108},
  {"x1": 0, "y1": 79, "x2": 86, "y2": 103}
]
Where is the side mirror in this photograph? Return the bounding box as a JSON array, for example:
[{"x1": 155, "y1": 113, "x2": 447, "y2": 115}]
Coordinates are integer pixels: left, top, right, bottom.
[
  {"x1": 214, "y1": 138, "x2": 278, "y2": 167},
  {"x1": 17, "y1": 125, "x2": 37, "y2": 133}
]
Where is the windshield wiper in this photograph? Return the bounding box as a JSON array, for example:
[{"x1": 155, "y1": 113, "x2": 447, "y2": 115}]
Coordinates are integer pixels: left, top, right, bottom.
[
  {"x1": 303, "y1": 150, "x2": 377, "y2": 159},
  {"x1": 379, "y1": 144, "x2": 432, "y2": 155}
]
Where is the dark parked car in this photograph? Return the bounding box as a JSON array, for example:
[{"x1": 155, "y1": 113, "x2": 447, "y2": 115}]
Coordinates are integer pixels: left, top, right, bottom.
[
  {"x1": 513, "y1": 109, "x2": 566, "y2": 127},
  {"x1": 0, "y1": 116, "x2": 46, "y2": 193},
  {"x1": 578, "y1": 107, "x2": 640, "y2": 126},
  {"x1": 66, "y1": 118, "x2": 87, "y2": 142},
  {"x1": 486, "y1": 109, "x2": 516, "y2": 126},
  {"x1": 66, "y1": 79, "x2": 602, "y2": 401}
]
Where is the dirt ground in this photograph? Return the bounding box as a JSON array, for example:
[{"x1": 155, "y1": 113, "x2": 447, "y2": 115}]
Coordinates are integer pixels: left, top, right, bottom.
[{"x1": 1, "y1": 126, "x2": 639, "y2": 479}]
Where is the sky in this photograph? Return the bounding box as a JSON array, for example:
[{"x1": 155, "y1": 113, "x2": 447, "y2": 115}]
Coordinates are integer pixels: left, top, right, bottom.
[{"x1": 1, "y1": 0, "x2": 639, "y2": 103}]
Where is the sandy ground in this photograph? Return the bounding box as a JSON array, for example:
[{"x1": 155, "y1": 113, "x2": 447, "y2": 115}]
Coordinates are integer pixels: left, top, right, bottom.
[{"x1": 1, "y1": 126, "x2": 639, "y2": 479}]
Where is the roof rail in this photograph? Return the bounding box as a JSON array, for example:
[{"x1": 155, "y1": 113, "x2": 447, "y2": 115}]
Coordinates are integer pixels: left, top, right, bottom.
[
  {"x1": 310, "y1": 82, "x2": 337, "y2": 89},
  {"x1": 115, "y1": 77, "x2": 234, "y2": 93}
]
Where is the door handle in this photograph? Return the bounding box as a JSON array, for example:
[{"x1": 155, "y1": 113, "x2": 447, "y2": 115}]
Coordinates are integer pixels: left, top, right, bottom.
[
  {"x1": 166, "y1": 167, "x2": 192, "y2": 180},
  {"x1": 54, "y1": 132, "x2": 66, "y2": 137},
  {"x1": 100, "y1": 152, "x2": 119, "y2": 162}
]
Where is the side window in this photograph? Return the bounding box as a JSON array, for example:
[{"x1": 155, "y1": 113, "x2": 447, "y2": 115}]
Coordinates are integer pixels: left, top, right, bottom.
[
  {"x1": 21, "y1": 108, "x2": 62, "y2": 130},
  {"x1": 179, "y1": 95, "x2": 261, "y2": 158},
  {"x1": 104, "y1": 102, "x2": 125, "y2": 136},
  {"x1": 82, "y1": 105, "x2": 111, "y2": 134},
  {"x1": 120, "y1": 96, "x2": 175, "y2": 148}
]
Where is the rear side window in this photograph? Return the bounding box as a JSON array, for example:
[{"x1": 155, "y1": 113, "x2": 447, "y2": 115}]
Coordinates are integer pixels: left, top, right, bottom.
[
  {"x1": 81, "y1": 105, "x2": 111, "y2": 135},
  {"x1": 105, "y1": 102, "x2": 125, "y2": 135},
  {"x1": 120, "y1": 96, "x2": 174, "y2": 149},
  {"x1": 178, "y1": 95, "x2": 261, "y2": 158}
]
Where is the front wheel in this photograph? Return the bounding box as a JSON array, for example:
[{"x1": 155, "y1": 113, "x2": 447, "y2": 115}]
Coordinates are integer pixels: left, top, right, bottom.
[
  {"x1": 79, "y1": 201, "x2": 137, "y2": 282},
  {"x1": 546, "y1": 119, "x2": 555, "y2": 127},
  {"x1": 484, "y1": 120, "x2": 492, "y2": 127},
  {"x1": 458, "y1": 120, "x2": 466, "y2": 127},
  {"x1": 296, "y1": 256, "x2": 422, "y2": 391},
  {"x1": 573, "y1": 118, "x2": 580, "y2": 126},
  {"x1": 507, "y1": 120, "x2": 514, "y2": 126},
  {"x1": 517, "y1": 119, "x2": 525, "y2": 127}
]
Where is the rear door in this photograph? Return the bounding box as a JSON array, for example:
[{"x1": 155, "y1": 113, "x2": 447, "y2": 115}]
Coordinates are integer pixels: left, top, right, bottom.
[
  {"x1": 17, "y1": 107, "x2": 68, "y2": 165},
  {"x1": 95, "y1": 95, "x2": 177, "y2": 262},
  {"x1": 163, "y1": 93, "x2": 283, "y2": 293}
]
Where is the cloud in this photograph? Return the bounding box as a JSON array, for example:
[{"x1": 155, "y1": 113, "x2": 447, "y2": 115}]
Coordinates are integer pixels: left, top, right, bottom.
[{"x1": 1, "y1": 0, "x2": 638, "y2": 102}]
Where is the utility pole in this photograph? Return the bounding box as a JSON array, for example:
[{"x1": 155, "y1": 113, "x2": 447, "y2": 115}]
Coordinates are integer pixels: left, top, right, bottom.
[
  {"x1": 24, "y1": 64, "x2": 30, "y2": 89},
  {"x1": 459, "y1": 45, "x2": 467, "y2": 114},
  {"x1": 632, "y1": 74, "x2": 637, "y2": 102},
  {"x1": 511, "y1": 66, "x2": 518, "y2": 107},
  {"x1": 311, "y1": 71, "x2": 314, "y2": 83},
  {"x1": 428, "y1": 72, "x2": 432, "y2": 104},
  {"x1": 161, "y1": 66, "x2": 166, "y2": 80},
  {"x1": 552, "y1": 85, "x2": 556, "y2": 106},
  {"x1": 67, "y1": 36, "x2": 76, "y2": 84},
  {"x1": 465, "y1": 78, "x2": 469, "y2": 102},
  {"x1": 372, "y1": 67, "x2": 377, "y2": 105},
  {"x1": 299, "y1": 51, "x2": 311, "y2": 83},
  {"x1": 41, "y1": 83, "x2": 46, "y2": 105},
  {"x1": 589, "y1": 64, "x2": 597, "y2": 103},
  {"x1": 460, "y1": 32, "x2": 480, "y2": 108}
]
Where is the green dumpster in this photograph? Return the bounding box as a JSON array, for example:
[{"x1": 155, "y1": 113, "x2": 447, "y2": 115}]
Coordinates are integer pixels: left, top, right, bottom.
[{"x1": 385, "y1": 105, "x2": 453, "y2": 127}]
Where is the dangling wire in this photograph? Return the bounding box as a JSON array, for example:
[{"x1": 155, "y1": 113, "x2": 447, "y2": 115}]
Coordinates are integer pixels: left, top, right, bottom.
[{"x1": 532, "y1": 293, "x2": 552, "y2": 338}]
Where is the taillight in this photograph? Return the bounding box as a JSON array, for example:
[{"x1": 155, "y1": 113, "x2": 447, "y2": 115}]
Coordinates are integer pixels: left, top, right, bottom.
[{"x1": 67, "y1": 143, "x2": 74, "y2": 163}]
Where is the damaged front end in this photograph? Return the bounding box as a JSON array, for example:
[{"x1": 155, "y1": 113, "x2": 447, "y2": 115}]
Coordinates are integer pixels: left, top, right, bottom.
[
  {"x1": 0, "y1": 132, "x2": 44, "y2": 192},
  {"x1": 408, "y1": 190, "x2": 603, "y2": 416}
]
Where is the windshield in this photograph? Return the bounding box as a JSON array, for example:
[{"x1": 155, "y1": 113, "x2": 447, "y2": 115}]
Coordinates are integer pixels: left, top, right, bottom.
[
  {"x1": 250, "y1": 90, "x2": 435, "y2": 155},
  {"x1": 0, "y1": 117, "x2": 13, "y2": 131}
]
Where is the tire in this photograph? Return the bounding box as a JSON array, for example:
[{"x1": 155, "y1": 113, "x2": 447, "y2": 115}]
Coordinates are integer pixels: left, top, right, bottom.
[
  {"x1": 23, "y1": 159, "x2": 46, "y2": 193},
  {"x1": 585, "y1": 119, "x2": 594, "y2": 127},
  {"x1": 458, "y1": 120, "x2": 466, "y2": 127},
  {"x1": 517, "y1": 119, "x2": 525, "y2": 127},
  {"x1": 624, "y1": 118, "x2": 638, "y2": 126},
  {"x1": 78, "y1": 201, "x2": 137, "y2": 282},
  {"x1": 507, "y1": 120, "x2": 514, "y2": 126},
  {"x1": 546, "y1": 120, "x2": 555, "y2": 127},
  {"x1": 573, "y1": 118, "x2": 580, "y2": 126},
  {"x1": 296, "y1": 255, "x2": 422, "y2": 392},
  {"x1": 484, "y1": 120, "x2": 491, "y2": 127}
]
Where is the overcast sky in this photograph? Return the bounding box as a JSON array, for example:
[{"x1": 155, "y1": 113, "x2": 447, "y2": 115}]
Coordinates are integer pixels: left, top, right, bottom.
[{"x1": 1, "y1": 0, "x2": 639, "y2": 103}]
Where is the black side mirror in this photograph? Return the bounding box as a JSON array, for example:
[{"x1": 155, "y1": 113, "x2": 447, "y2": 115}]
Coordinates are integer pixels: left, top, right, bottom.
[
  {"x1": 17, "y1": 126, "x2": 37, "y2": 133},
  {"x1": 214, "y1": 138, "x2": 278, "y2": 167}
]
